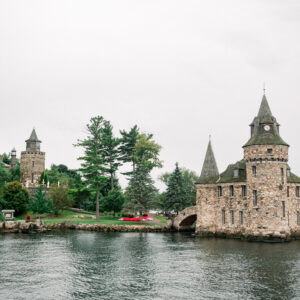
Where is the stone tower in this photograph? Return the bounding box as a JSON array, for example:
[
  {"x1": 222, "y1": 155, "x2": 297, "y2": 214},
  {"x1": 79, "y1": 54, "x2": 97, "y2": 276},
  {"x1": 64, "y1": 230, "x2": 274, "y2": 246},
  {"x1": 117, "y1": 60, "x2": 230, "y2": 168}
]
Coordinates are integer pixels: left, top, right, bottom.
[
  {"x1": 10, "y1": 148, "x2": 17, "y2": 169},
  {"x1": 20, "y1": 129, "x2": 45, "y2": 187},
  {"x1": 243, "y1": 94, "x2": 290, "y2": 236}
]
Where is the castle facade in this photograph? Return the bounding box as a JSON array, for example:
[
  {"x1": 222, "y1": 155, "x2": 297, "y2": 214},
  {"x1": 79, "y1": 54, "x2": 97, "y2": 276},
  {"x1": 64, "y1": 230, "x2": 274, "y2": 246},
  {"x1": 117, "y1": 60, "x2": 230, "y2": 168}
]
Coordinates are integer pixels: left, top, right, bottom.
[{"x1": 196, "y1": 95, "x2": 300, "y2": 241}]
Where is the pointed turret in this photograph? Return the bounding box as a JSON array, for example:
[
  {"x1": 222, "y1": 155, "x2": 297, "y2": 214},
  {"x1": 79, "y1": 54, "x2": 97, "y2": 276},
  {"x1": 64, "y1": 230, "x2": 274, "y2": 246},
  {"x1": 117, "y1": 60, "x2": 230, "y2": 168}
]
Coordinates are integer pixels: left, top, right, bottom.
[
  {"x1": 25, "y1": 128, "x2": 42, "y2": 152},
  {"x1": 197, "y1": 139, "x2": 219, "y2": 184},
  {"x1": 244, "y1": 94, "x2": 288, "y2": 147}
]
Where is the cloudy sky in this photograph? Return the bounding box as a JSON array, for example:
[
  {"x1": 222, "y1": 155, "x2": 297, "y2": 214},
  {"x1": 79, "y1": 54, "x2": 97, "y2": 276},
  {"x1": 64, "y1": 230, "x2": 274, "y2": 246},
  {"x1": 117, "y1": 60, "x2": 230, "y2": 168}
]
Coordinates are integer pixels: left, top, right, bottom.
[{"x1": 0, "y1": 0, "x2": 300, "y2": 190}]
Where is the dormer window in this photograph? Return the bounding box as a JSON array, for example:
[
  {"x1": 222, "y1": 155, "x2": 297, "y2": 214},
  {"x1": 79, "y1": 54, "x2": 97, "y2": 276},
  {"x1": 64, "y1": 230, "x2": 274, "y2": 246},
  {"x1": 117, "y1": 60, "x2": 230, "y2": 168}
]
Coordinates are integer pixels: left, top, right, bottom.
[
  {"x1": 287, "y1": 169, "x2": 291, "y2": 177},
  {"x1": 233, "y1": 169, "x2": 239, "y2": 178},
  {"x1": 267, "y1": 148, "x2": 272, "y2": 154}
]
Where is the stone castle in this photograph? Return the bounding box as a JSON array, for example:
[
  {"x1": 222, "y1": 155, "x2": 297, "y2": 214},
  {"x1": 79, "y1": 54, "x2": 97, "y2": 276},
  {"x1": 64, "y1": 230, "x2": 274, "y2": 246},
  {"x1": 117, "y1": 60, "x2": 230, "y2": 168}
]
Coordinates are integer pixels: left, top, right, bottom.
[
  {"x1": 195, "y1": 94, "x2": 300, "y2": 241},
  {"x1": 0, "y1": 129, "x2": 45, "y2": 188}
]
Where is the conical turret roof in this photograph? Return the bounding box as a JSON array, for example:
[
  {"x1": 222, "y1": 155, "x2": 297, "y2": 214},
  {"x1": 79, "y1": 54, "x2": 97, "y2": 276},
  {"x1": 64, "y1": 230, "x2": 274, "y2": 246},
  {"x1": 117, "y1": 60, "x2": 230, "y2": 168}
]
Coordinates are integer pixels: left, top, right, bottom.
[
  {"x1": 257, "y1": 94, "x2": 274, "y2": 123},
  {"x1": 197, "y1": 140, "x2": 219, "y2": 184},
  {"x1": 26, "y1": 128, "x2": 41, "y2": 142}
]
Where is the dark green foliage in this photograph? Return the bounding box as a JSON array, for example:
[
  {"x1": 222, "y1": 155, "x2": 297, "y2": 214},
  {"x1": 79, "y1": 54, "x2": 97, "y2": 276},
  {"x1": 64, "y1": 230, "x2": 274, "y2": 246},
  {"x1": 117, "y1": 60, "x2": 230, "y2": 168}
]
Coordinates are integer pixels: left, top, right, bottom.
[
  {"x1": 69, "y1": 188, "x2": 96, "y2": 212},
  {"x1": 29, "y1": 186, "x2": 52, "y2": 214},
  {"x1": 102, "y1": 189, "x2": 125, "y2": 215},
  {"x1": 164, "y1": 163, "x2": 190, "y2": 213},
  {"x1": 0, "y1": 164, "x2": 11, "y2": 188},
  {"x1": 1, "y1": 181, "x2": 30, "y2": 215},
  {"x1": 101, "y1": 121, "x2": 122, "y2": 189},
  {"x1": 1, "y1": 153, "x2": 10, "y2": 165},
  {"x1": 0, "y1": 211, "x2": 4, "y2": 222},
  {"x1": 49, "y1": 184, "x2": 73, "y2": 215}
]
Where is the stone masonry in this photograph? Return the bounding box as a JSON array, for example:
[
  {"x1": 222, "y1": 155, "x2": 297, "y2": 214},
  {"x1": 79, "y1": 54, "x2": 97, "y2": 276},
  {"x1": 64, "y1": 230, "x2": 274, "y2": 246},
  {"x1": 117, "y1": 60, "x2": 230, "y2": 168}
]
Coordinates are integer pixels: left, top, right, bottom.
[
  {"x1": 195, "y1": 95, "x2": 300, "y2": 241},
  {"x1": 20, "y1": 129, "x2": 45, "y2": 188}
]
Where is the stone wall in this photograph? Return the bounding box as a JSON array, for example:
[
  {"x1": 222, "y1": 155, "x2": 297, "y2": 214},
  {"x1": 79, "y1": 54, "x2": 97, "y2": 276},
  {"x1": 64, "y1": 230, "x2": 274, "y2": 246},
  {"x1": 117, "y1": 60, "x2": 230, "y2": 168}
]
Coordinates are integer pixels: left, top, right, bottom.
[{"x1": 20, "y1": 151, "x2": 45, "y2": 187}]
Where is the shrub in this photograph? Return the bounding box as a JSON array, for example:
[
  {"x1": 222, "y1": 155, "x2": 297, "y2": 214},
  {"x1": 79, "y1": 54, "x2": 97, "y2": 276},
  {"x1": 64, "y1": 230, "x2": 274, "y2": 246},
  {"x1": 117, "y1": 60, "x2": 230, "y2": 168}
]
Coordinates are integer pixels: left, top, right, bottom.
[
  {"x1": 49, "y1": 184, "x2": 73, "y2": 215},
  {"x1": 102, "y1": 189, "x2": 125, "y2": 216},
  {"x1": 29, "y1": 185, "x2": 52, "y2": 214}
]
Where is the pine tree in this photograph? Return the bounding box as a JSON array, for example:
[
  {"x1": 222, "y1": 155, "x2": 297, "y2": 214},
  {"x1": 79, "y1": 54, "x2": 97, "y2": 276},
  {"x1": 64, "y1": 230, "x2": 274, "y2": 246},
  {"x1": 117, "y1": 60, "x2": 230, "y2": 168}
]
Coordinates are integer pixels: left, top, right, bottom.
[
  {"x1": 101, "y1": 120, "x2": 122, "y2": 190},
  {"x1": 29, "y1": 185, "x2": 52, "y2": 214},
  {"x1": 165, "y1": 163, "x2": 187, "y2": 214},
  {"x1": 74, "y1": 116, "x2": 108, "y2": 221},
  {"x1": 102, "y1": 189, "x2": 125, "y2": 216}
]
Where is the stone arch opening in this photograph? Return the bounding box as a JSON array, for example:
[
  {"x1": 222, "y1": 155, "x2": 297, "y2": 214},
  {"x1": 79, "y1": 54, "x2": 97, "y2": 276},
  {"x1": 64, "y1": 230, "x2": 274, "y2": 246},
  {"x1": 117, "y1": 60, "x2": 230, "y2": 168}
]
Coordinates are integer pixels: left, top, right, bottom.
[{"x1": 179, "y1": 214, "x2": 197, "y2": 227}]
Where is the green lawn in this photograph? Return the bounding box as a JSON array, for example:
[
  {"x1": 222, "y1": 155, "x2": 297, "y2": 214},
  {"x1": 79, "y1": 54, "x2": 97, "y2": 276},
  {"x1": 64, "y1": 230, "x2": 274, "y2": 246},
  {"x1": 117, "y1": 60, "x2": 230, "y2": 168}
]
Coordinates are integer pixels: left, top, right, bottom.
[{"x1": 16, "y1": 210, "x2": 165, "y2": 227}]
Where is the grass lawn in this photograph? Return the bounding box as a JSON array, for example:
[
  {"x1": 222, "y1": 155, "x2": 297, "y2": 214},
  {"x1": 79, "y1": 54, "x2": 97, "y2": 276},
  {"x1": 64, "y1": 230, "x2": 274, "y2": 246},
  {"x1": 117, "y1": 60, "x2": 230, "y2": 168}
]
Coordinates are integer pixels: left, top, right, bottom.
[{"x1": 16, "y1": 210, "x2": 166, "y2": 227}]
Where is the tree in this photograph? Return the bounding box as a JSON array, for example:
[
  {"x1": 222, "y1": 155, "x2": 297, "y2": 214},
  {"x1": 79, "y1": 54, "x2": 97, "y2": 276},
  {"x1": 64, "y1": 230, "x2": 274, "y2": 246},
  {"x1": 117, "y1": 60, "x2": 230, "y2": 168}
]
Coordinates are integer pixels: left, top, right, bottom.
[
  {"x1": 102, "y1": 189, "x2": 125, "y2": 216},
  {"x1": 125, "y1": 134, "x2": 162, "y2": 221},
  {"x1": 164, "y1": 163, "x2": 191, "y2": 214},
  {"x1": 159, "y1": 167, "x2": 198, "y2": 206},
  {"x1": 1, "y1": 181, "x2": 30, "y2": 215},
  {"x1": 74, "y1": 116, "x2": 108, "y2": 221},
  {"x1": 119, "y1": 125, "x2": 140, "y2": 175},
  {"x1": 0, "y1": 164, "x2": 11, "y2": 188},
  {"x1": 101, "y1": 120, "x2": 122, "y2": 189},
  {"x1": 29, "y1": 185, "x2": 52, "y2": 214},
  {"x1": 49, "y1": 184, "x2": 73, "y2": 215}
]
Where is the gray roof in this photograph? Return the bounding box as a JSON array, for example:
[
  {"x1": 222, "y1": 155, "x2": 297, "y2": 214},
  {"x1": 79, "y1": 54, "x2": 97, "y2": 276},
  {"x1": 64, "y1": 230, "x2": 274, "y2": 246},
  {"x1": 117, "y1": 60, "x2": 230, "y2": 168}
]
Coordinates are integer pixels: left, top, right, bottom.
[
  {"x1": 197, "y1": 140, "x2": 219, "y2": 184},
  {"x1": 26, "y1": 129, "x2": 41, "y2": 143},
  {"x1": 244, "y1": 95, "x2": 289, "y2": 147}
]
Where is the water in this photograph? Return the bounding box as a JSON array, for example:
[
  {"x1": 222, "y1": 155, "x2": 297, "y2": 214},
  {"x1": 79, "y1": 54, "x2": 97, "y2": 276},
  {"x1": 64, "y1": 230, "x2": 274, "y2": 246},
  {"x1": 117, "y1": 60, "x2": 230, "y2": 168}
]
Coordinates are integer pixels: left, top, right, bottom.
[{"x1": 0, "y1": 232, "x2": 300, "y2": 300}]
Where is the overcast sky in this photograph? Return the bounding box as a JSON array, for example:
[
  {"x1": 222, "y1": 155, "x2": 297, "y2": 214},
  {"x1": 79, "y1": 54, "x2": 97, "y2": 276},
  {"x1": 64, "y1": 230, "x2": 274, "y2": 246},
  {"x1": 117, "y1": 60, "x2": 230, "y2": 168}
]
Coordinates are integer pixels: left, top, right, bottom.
[{"x1": 0, "y1": 0, "x2": 300, "y2": 190}]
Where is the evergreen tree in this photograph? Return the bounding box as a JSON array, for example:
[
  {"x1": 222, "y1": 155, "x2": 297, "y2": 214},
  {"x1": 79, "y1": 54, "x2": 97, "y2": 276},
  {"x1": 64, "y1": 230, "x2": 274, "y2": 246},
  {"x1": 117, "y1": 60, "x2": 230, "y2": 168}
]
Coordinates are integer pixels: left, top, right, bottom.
[
  {"x1": 125, "y1": 134, "x2": 162, "y2": 220},
  {"x1": 102, "y1": 189, "x2": 125, "y2": 216},
  {"x1": 101, "y1": 120, "x2": 122, "y2": 189},
  {"x1": 74, "y1": 116, "x2": 108, "y2": 221},
  {"x1": 164, "y1": 163, "x2": 188, "y2": 214},
  {"x1": 49, "y1": 184, "x2": 73, "y2": 215},
  {"x1": 29, "y1": 185, "x2": 52, "y2": 214},
  {"x1": 119, "y1": 125, "x2": 140, "y2": 175}
]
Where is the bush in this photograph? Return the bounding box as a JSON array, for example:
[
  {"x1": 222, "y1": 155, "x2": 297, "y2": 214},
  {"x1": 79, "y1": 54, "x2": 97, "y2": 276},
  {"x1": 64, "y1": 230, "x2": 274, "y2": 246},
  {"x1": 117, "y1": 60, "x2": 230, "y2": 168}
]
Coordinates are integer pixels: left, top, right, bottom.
[
  {"x1": 0, "y1": 211, "x2": 4, "y2": 222},
  {"x1": 1, "y1": 181, "x2": 30, "y2": 215},
  {"x1": 29, "y1": 185, "x2": 52, "y2": 214},
  {"x1": 49, "y1": 184, "x2": 73, "y2": 215}
]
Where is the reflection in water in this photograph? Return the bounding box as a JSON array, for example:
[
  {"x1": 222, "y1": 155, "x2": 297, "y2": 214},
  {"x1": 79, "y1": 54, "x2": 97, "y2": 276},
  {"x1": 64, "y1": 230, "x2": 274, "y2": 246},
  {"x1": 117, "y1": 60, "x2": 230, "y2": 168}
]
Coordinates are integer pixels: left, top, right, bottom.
[{"x1": 0, "y1": 232, "x2": 300, "y2": 300}]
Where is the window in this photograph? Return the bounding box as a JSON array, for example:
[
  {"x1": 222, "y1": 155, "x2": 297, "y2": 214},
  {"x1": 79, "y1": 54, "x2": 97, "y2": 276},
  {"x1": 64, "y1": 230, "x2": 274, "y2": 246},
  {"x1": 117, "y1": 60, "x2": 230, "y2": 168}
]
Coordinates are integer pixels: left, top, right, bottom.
[
  {"x1": 32, "y1": 161, "x2": 35, "y2": 167},
  {"x1": 287, "y1": 186, "x2": 290, "y2": 197},
  {"x1": 233, "y1": 169, "x2": 239, "y2": 178},
  {"x1": 282, "y1": 201, "x2": 285, "y2": 218},
  {"x1": 230, "y1": 185, "x2": 234, "y2": 197},
  {"x1": 218, "y1": 186, "x2": 223, "y2": 197},
  {"x1": 253, "y1": 190, "x2": 258, "y2": 206},
  {"x1": 252, "y1": 166, "x2": 257, "y2": 177},
  {"x1": 239, "y1": 211, "x2": 243, "y2": 225},
  {"x1": 242, "y1": 185, "x2": 247, "y2": 197},
  {"x1": 287, "y1": 169, "x2": 291, "y2": 177},
  {"x1": 281, "y1": 168, "x2": 284, "y2": 184},
  {"x1": 222, "y1": 209, "x2": 226, "y2": 225},
  {"x1": 267, "y1": 148, "x2": 273, "y2": 154},
  {"x1": 297, "y1": 211, "x2": 300, "y2": 225},
  {"x1": 31, "y1": 173, "x2": 34, "y2": 184},
  {"x1": 231, "y1": 210, "x2": 234, "y2": 225},
  {"x1": 297, "y1": 187, "x2": 300, "y2": 198}
]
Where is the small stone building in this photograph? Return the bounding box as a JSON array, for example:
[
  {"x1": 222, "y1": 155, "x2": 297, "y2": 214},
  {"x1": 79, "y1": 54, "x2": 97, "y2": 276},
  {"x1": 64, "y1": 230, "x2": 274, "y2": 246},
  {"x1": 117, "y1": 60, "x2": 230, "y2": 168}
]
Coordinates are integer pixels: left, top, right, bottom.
[
  {"x1": 20, "y1": 129, "x2": 45, "y2": 187},
  {"x1": 196, "y1": 94, "x2": 300, "y2": 241}
]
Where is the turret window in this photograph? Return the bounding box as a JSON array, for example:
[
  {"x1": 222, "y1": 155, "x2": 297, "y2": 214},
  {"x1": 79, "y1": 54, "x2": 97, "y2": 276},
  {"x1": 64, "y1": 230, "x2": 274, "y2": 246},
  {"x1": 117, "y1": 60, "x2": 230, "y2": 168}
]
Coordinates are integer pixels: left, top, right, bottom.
[
  {"x1": 296, "y1": 187, "x2": 300, "y2": 198},
  {"x1": 287, "y1": 187, "x2": 290, "y2": 197},
  {"x1": 282, "y1": 201, "x2": 285, "y2": 218},
  {"x1": 297, "y1": 211, "x2": 300, "y2": 225},
  {"x1": 267, "y1": 148, "x2": 273, "y2": 154},
  {"x1": 230, "y1": 185, "x2": 234, "y2": 197},
  {"x1": 242, "y1": 185, "x2": 247, "y2": 197},
  {"x1": 32, "y1": 161, "x2": 35, "y2": 167},
  {"x1": 252, "y1": 166, "x2": 257, "y2": 177},
  {"x1": 281, "y1": 168, "x2": 284, "y2": 184},
  {"x1": 253, "y1": 190, "x2": 258, "y2": 206},
  {"x1": 31, "y1": 173, "x2": 34, "y2": 184},
  {"x1": 218, "y1": 186, "x2": 223, "y2": 197},
  {"x1": 239, "y1": 211, "x2": 243, "y2": 225}
]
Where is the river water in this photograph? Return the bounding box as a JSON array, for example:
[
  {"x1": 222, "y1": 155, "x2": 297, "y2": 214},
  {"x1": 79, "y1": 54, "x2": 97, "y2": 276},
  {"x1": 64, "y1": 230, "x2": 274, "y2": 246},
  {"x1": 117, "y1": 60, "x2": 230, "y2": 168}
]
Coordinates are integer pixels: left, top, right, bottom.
[{"x1": 0, "y1": 232, "x2": 300, "y2": 300}]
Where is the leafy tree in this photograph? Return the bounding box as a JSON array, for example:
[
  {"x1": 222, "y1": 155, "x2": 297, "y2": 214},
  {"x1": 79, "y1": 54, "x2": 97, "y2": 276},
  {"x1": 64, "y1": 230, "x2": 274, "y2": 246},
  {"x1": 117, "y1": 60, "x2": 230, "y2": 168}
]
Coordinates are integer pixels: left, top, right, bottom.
[
  {"x1": 29, "y1": 185, "x2": 52, "y2": 214},
  {"x1": 159, "y1": 167, "x2": 198, "y2": 206},
  {"x1": 101, "y1": 121, "x2": 122, "y2": 189},
  {"x1": 1, "y1": 153, "x2": 10, "y2": 165},
  {"x1": 1, "y1": 181, "x2": 30, "y2": 215},
  {"x1": 125, "y1": 134, "x2": 162, "y2": 220},
  {"x1": 0, "y1": 211, "x2": 4, "y2": 222},
  {"x1": 49, "y1": 184, "x2": 73, "y2": 215},
  {"x1": 0, "y1": 164, "x2": 11, "y2": 188},
  {"x1": 119, "y1": 125, "x2": 140, "y2": 175},
  {"x1": 74, "y1": 116, "x2": 108, "y2": 221},
  {"x1": 102, "y1": 189, "x2": 125, "y2": 216},
  {"x1": 164, "y1": 163, "x2": 191, "y2": 214}
]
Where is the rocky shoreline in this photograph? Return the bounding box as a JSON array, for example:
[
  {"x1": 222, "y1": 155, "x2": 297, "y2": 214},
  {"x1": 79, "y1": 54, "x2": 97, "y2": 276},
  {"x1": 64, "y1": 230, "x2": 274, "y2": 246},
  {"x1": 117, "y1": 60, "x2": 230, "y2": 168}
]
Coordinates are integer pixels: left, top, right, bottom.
[{"x1": 0, "y1": 221, "x2": 170, "y2": 234}]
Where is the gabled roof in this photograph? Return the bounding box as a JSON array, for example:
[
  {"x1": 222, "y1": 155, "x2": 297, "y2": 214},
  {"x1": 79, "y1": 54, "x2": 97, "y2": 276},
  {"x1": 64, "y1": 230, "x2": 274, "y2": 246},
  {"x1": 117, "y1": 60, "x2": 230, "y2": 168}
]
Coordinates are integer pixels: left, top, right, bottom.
[
  {"x1": 287, "y1": 172, "x2": 300, "y2": 184},
  {"x1": 197, "y1": 140, "x2": 219, "y2": 184},
  {"x1": 217, "y1": 160, "x2": 246, "y2": 183}
]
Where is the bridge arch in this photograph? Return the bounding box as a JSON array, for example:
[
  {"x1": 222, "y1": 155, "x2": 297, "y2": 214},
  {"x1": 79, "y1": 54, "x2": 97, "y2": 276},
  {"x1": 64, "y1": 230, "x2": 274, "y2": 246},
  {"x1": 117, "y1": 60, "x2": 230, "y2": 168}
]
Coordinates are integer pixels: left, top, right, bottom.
[{"x1": 171, "y1": 206, "x2": 197, "y2": 231}]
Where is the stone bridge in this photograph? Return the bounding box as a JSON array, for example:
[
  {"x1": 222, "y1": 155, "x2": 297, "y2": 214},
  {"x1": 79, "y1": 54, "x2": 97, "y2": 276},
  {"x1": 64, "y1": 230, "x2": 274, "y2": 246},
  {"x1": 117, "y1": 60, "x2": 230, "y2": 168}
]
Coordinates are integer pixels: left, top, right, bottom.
[{"x1": 166, "y1": 206, "x2": 197, "y2": 231}]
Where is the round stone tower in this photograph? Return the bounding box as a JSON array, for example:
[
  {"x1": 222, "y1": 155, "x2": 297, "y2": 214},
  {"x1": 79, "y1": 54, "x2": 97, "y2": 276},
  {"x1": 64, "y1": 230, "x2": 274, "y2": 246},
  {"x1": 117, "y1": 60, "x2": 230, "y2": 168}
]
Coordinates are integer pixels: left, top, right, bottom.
[
  {"x1": 20, "y1": 129, "x2": 45, "y2": 187},
  {"x1": 243, "y1": 94, "x2": 290, "y2": 238}
]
